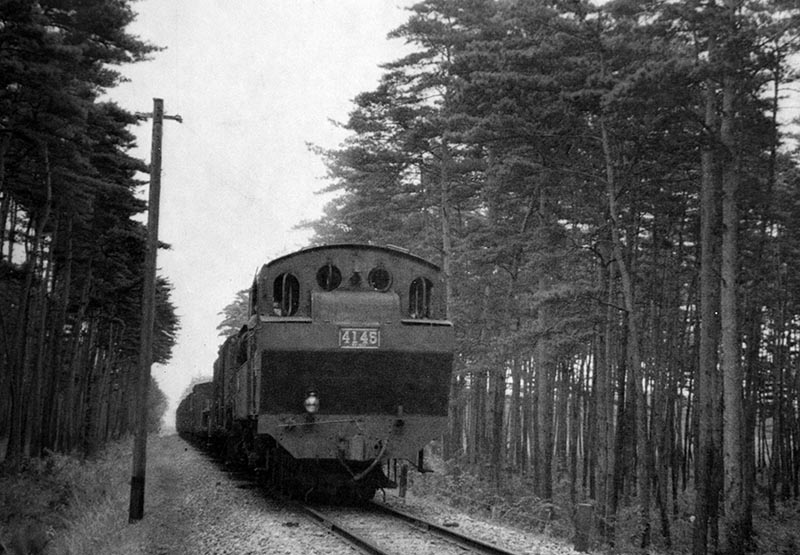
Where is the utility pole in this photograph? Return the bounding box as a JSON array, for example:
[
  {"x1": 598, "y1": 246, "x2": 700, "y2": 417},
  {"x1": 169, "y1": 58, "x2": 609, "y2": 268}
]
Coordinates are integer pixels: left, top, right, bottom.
[{"x1": 129, "y1": 98, "x2": 182, "y2": 522}]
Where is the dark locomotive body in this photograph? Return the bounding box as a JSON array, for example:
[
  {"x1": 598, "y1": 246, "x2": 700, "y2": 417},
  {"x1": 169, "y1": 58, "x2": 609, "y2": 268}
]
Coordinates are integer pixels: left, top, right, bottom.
[{"x1": 177, "y1": 244, "x2": 453, "y2": 499}]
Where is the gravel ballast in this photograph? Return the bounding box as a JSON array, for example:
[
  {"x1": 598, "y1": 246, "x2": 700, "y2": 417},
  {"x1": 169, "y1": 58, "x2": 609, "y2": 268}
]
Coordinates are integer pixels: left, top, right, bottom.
[
  {"x1": 60, "y1": 435, "x2": 590, "y2": 555},
  {"x1": 65, "y1": 435, "x2": 357, "y2": 555}
]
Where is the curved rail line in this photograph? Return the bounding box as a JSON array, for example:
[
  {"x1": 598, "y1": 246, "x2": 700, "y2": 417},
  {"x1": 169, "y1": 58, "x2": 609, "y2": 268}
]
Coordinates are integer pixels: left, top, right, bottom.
[
  {"x1": 369, "y1": 500, "x2": 523, "y2": 555},
  {"x1": 297, "y1": 504, "x2": 388, "y2": 555},
  {"x1": 297, "y1": 500, "x2": 524, "y2": 555},
  {"x1": 199, "y1": 444, "x2": 524, "y2": 555}
]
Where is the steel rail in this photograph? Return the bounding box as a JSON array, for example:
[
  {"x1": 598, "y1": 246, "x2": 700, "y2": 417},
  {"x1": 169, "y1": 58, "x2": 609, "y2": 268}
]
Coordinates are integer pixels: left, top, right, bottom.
[
  {"x1": 297, "y1": 503, "x2": 391, "y2": 555},
  {"x1": 369, "y1": 500, "x2": 524, "y2": 555}
]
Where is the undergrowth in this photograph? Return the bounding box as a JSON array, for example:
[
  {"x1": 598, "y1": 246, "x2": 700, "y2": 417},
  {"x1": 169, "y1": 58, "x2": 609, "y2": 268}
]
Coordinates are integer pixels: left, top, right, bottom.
[
  {"x1": 0, "y1": 440, "x2": 135, "y2": 554},
  {"x1": 3, "y1": 439, "x2": 798, "y2": 554},
  {"x1": 407, "y1": 462, "x2": 574, "y2": 541},
  {"x1": 406, "y1": 457, "x2": 800, "y2": 555}
]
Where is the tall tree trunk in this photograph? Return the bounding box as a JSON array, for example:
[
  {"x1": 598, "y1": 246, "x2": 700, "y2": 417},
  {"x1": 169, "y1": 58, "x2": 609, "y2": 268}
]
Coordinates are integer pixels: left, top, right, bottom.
[
  {"x1": 535, "y1": 179, "x2": 555, "y2": 503},
  {"x1": 446, "y1": 371, "x2": 464, "y2": 460},
  {"x1": 769, "y1": 301, "x2": 786, "y2": 514},
  {"x1": 62, "y1": 265, "x2": 93, "y2": 451},
  {"x1": 26, "y1": 225, "x2": 55, "y2": 459},
  {"x1": 585, "y1": 345, "x2": 597, "y2": 499},
  {"x1": 470, "y1": 369, "x2": 486, "y2": 468},
  {"x1": 75, "y1": 319, "x2": 98, "y2": 455},
  {"x1": 719, "y1": 63, "x2": 746, "y2": 554},
  {"x1": 694, "y1": 56, "x2": 722, "y2": 555},
  {"x1": 522, "y1": 358, "x2": 533, "y2": 474},
  {"x1": 742, "y1": 304, "x2": 761, "y2": 538},
  {"x1": 489, "y1": 364, "x2": 505, "y2": 488},
  {"x1": 469, "y1": 283, "x2": 492, "y2": 469},
  {"x1": 569, "y1": 360, "x2": 582, "y2": 504},
  {"x1": 48, "y1": 215, "x2": 74, "y2": 453},
  {"x1": 536, "y1": 299, "x2": 554, "y2": 501},
  {"x1": 596, "y1": 256, "x2": 617, "y2": 541},
  {"x1": 509, "y1": 358, "x2": 522, "y2": 471},
  {"x1": 556, "y1": 363, "x2": 569, "y2": 477},
  {"x1": 439, "y1": 143, "x2": 454, "y2": 316},
  {"x1": 601, "y1": 116, "x2": 651, "y2": 547},
  {"x1": 439, "y1": 143, "x2": 456, "y2": 460},
  {"x1": 609, "y1": 327, "x2": 627, "y2": 545},
  {"x1": 0, "y1": 132, "x2": 10, "y2": 261},
  {"x1": 6, "y1": 144, "x2": 53, "y2": 470}
]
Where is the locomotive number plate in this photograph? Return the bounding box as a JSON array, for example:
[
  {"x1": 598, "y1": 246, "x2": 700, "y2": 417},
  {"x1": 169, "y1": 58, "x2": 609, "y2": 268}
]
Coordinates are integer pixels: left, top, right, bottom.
[{"x1": 339, "y1": 327, "x2": 380, "y2": 349}]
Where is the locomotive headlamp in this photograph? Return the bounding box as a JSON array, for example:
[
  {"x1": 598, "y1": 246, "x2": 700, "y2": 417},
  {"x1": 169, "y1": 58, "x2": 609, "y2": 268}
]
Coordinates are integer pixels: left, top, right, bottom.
[{"x1": 304, "y1": 392, "x2": 320, "y2": 414}]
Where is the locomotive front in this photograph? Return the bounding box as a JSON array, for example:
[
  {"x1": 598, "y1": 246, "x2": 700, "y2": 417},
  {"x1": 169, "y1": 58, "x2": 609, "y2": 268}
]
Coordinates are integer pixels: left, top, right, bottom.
[{"x1": 249, "y1": 244, "x2": 453, "y2": 498}]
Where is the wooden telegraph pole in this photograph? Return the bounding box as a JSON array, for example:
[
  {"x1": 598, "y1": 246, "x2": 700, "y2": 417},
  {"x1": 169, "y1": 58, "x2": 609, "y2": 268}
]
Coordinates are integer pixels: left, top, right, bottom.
[{"x1": 129, "y1": 98, "x2": 181, "y2": 522}]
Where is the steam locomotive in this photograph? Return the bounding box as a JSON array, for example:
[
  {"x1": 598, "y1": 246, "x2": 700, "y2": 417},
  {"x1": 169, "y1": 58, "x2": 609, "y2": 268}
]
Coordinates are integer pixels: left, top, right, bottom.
[{"x1": 176, "y1": 244, "x2": 453, "y2": 500}]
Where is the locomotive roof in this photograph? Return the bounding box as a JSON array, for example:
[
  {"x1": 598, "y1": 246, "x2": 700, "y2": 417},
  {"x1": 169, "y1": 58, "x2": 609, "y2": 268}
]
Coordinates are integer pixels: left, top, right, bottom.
[{"x1": 265, "y1": 243, "x2": 441, "y2": 271}]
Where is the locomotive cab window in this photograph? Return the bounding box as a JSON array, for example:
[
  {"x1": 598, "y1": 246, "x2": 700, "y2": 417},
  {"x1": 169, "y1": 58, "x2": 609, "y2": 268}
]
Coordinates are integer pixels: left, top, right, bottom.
[
  {"x1": 409, "y1": 277, "x2": 433, "y2": 318},
  {"x1": 368, "y1": 267, "x2": 392, "y2": 291},
  {"x1": 273, "y1": 273, "x2": 299, "y2": 316},
  {"x1": 316, "y1": 263, "x2": 342, "y2": 291}
]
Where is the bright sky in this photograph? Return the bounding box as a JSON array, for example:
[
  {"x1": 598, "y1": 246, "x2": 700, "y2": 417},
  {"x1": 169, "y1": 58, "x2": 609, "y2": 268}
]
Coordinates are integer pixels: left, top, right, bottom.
[{"x1": 109, "y1": 1, "x2": 416, "y2": 430}]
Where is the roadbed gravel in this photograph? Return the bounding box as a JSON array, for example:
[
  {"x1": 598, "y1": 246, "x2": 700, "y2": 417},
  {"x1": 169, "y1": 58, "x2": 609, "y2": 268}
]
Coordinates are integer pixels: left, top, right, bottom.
[
  {"x1": 90, "y1": 435, "x2": 357, "y2": 555},
  {"x1": 78, "y1": 435, "x2": 588, "y2": 555}
]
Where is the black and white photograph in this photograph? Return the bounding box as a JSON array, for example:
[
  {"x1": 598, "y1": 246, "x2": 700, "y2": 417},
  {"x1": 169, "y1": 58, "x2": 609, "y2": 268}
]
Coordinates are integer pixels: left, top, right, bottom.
[{"x1": 1, "y1": 1, "x2": 800, "y2": 554}]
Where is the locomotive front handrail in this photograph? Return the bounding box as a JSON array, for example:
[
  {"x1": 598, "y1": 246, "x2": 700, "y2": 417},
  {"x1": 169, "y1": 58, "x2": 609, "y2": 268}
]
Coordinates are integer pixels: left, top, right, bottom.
[{"x1": 275, "y1": 418, "x2": 362, "y2": 428}]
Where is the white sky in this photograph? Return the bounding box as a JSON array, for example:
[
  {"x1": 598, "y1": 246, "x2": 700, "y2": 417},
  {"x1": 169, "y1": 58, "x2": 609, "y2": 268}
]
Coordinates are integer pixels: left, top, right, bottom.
[{"x1": 109, "y1": 1, "x2": 417, "y2": 429}]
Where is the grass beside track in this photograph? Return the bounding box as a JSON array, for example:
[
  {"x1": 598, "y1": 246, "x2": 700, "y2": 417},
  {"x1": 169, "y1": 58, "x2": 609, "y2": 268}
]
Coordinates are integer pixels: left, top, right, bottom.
[
  {"x1": 5, "y1": 435, "x2": 800, "y2": 555},
  {"x1": 1, "y1": 435, "x2": 352, "y2": 555},
  {"x1": 0, "y1": 435, "x2": 186, "y2": 554}
]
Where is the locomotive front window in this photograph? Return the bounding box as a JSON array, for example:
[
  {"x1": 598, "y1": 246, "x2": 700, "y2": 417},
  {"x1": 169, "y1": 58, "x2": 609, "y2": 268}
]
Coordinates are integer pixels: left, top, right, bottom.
[
  {"x1": 368, "y1": 267, "x2": 392, "y2": 291},
  {"x1": 409, "y1": 277, "x2": 433, "y2": 318},
  {"x1": 316, "y1": 263, "x2": 342, "y2": 291},
  {"x1": 273, "y1": 273, "x2": 299, "y2": 316}
]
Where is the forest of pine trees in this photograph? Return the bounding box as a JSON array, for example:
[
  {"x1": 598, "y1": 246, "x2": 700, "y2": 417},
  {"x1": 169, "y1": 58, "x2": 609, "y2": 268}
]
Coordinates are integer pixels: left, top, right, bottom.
[
  {"x1": 0, "y1": 2, "x2": 178, "y2": 471},
  {"x1": 4, "y1": 0, "x2": 800, "y2": 553},
  {"x1": 301, "y1": 1, "x2": 800, "y2": 553}
]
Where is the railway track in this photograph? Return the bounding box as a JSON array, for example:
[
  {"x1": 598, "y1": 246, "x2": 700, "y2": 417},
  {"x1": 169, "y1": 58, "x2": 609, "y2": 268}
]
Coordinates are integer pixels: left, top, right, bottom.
[
  {"x1": 297, "y1": 499, "x2": 525, "y2": 555},
  {"x1": 203, "y1": 448, "x2": 528, "y2": 555}
]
